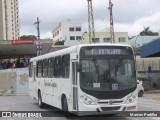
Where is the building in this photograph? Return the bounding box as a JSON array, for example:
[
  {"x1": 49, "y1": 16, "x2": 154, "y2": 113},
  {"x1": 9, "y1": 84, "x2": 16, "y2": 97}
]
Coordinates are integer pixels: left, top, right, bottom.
[
  {"x1": 82, "y1": 28, "x2": 129, "y2": 44},
  {"x1": 52, "y1": 22, "x2": 128, "y2": 46},
  {"x1": 0, "y1": 0, "x2": 20, "y2": 40},
  {"x1": 52, "y1": 21, "x2": 82, "y2": 46},
  {"x1": 0, "y1": 39, "x2": 52, "y2": 59},
  {"x1": 128, "y1": 36, "x2": 160, "y2": 72}
]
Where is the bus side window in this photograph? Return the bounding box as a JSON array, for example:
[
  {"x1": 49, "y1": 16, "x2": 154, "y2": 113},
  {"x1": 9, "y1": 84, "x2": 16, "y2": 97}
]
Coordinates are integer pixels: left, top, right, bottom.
[
  {"x1": 37, "y1": 60, "x2": 42, "y2": 78},
  {"x1": 43, "y1": 59, "x2": 48, "y2": 78},
  {"x1": 48, "y1": 58, "x2": 54, "y2": 78},
  {"x1": 62, "y1": 54, "x2": 70, "y2": 78},
  {"x1": 54, "y1": 56, "x2": 62, "y2": 78},
  {"x1": 29, "y1": 62, "x2": 33, "y2": 77}
]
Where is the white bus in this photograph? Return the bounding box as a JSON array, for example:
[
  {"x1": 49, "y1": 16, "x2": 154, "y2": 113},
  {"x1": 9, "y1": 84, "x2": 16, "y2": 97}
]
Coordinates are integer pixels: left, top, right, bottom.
[{"x1": 29, "y1": 44, "x2": 137, "y2": 116}]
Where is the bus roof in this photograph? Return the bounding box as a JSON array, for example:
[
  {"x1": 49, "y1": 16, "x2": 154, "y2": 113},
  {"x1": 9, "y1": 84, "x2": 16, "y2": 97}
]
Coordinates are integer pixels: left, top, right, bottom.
[{"x1": 30, "y1": 43, "x2": 132, "y2": 62}]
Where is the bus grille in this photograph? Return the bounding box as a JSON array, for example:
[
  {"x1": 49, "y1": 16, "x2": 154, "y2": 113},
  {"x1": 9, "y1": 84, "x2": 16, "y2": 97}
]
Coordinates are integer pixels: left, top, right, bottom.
[
  {"x1": 101, "y1": 106, "x2": 121, "y2": 111},
  {"x1": 98, "y1": 100, "x2": 123, "y2": 104}
]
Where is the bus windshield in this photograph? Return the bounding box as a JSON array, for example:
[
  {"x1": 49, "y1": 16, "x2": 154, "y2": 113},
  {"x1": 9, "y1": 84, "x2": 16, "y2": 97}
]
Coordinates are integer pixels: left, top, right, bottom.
[
  {"x1": 80, "y1": 57, "x2": 136, "y2": 91},
  {"x1": 80, "y1": 46, "x2": 136, "y2": 92}
]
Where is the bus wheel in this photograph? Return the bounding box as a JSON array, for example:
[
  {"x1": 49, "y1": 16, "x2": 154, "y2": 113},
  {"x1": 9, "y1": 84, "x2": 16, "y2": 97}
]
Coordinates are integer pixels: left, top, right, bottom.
[
  {"x1": 62, "y1": 97, "x2": 69, "y2": 116},
  {"x1": 38, "y1": 91, "x2": 44, "y2": 108},
  {"x1": 138, "y1": 90, "x2": 144, "y2": 97}
]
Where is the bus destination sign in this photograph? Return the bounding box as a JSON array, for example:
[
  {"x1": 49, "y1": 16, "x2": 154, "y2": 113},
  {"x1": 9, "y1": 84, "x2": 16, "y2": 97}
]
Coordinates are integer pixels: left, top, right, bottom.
[{"x1": 83, "y1": 48, "x2": 130, "y2": 56}]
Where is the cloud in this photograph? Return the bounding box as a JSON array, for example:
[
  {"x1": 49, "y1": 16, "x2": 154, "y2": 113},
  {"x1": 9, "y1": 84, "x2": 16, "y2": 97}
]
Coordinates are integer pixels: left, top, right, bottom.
[{"x1": 19, "y1": 0, "x2": 160, "y2": 38}]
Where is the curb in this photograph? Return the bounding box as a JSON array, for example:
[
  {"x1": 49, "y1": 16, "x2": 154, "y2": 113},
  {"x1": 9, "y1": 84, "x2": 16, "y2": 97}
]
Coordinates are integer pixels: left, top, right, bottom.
[
  {"x1": 16, "y1": 94, "x2": 29, "y2": 96},
  {"x1": 0, "y1": 93, "x2": 29, "y2": 96},
  {"x1": 145, "y1": 90, "x2": 160, "y2": 94}
]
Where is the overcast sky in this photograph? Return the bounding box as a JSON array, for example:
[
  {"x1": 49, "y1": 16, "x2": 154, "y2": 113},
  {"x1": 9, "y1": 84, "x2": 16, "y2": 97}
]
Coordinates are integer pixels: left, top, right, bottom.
[{"x1": 19, "y1": 0, "x2": 160, "y2": 39}]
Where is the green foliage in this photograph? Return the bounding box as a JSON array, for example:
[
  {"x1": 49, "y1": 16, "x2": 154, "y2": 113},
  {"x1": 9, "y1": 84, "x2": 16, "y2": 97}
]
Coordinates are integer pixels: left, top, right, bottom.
[
  {"x1": 137, "y1": 76, "x2": 150, "y2": 81},
  {"x1": 133, "y1": 47, "x2": 140, "y2": 52},
  {"x1": 140, "y1": 27, "x2": 159, "y2": 36},
  {"x1": 54, "y1": 40, "x2": 65, "y2": 45},
  {"x1": 20, "y1": 35, "x2": 37, "y2": 40},
  {"x1": 132, "y1": 46, "x2": 140, "y2": 55}
]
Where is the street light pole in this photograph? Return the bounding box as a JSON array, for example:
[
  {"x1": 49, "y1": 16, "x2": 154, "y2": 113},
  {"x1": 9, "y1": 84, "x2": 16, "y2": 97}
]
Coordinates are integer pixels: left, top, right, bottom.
[
  {"x1": 134, "y1": 34, "x2": 140, "y2": 60},
  {"x1": 81, "y1": 32, "x2": 87, "y2": 44},
  {"x1": 134, "y1": 34, "x2": 140, "y2": 71},
  {"x1": 34, "y1": 17, "x2": 41, "y2": 56}
]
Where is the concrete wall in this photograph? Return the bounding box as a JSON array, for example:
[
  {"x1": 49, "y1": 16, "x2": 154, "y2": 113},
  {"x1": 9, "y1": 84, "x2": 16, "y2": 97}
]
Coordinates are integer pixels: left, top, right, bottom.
[
  {"x1": 0, "y1": 68, "x2": 29, "y2": 94},
  {"x1": 136, "y1": 55, "x2": 160, "y2": 72}
]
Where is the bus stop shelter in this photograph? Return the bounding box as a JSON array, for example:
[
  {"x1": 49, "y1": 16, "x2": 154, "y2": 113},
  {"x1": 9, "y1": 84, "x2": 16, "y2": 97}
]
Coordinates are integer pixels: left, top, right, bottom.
[{"x1": 0, "y1": 40, "x2": 52, "y2": 59}]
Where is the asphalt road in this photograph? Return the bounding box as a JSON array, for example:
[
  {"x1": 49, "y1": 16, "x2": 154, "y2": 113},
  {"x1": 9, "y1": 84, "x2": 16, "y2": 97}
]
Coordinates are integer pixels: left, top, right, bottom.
[{"x1": 0, "y1": 94, "x2": 159, "y2": 120}]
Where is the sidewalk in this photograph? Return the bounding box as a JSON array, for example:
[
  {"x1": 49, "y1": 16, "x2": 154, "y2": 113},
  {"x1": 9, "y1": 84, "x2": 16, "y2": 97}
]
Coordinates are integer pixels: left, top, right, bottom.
[{"x1": 144, "y1": 89, "x2": 160, "y2": 100}]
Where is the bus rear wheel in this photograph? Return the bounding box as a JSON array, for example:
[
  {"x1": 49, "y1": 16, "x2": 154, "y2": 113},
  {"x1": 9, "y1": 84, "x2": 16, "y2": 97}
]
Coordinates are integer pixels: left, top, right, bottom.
[
  {"x1": 62, "y1": 97, "x2": 69, "y2": 116},
  {"x1": 38, "y1": 91, "x2": 45, "y2": 108}
]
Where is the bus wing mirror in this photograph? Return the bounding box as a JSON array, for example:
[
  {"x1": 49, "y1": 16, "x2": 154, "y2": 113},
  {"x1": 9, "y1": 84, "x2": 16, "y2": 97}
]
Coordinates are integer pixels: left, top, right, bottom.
[{"x1": 76, "y1": 62, "x2": 81, "y2": 72}]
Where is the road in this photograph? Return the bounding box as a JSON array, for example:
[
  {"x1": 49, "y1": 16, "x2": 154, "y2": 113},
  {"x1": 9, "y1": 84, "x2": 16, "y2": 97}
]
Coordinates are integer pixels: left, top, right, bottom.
[
  {"x1": 0, "y1": 94, "x2": 159, "y2": 120},
  {"x1": 138, "y1": 97, "x2": 160, "y2": 111}
]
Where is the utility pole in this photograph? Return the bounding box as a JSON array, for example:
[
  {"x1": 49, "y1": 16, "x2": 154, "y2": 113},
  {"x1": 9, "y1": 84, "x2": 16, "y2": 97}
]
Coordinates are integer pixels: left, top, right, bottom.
[
  {"x1": 34, "y1": 17, "x2": 41, "y2": 56},
  {"x1": 108, "y1": 0, "x2": 115, "y2": 43},
  {"x1": 87, "y1": 0, "x2": 95, "y2": 44}
]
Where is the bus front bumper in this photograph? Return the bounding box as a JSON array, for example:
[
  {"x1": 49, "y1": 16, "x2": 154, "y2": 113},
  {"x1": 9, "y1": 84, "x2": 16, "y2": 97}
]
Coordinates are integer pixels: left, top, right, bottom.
[{"x1": 76, "y1": 102, "x2": 137, "y2": 116}]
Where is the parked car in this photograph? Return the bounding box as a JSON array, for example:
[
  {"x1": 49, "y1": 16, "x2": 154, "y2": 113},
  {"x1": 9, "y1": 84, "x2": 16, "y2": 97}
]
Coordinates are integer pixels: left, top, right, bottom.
[{"x1": 137, "y1": 80, "x2": 144, "y2": 97}]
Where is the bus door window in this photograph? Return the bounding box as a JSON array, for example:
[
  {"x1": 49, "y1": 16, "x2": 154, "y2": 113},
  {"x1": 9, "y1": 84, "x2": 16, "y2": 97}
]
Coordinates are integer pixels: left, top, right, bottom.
[
  {"x1": 37, "y1": 60, "x2": 42, "y2": 78},
  {"x1": 72, "y1": 60, "x2": 78, "y2": 111},
  {"x1": 29, "y1": 62, "x2": 33, "y2": 78},
  {"x1": 62, "y1": 54, "x2": 70, "y2": 79},
  {"x1": 72, "y1": 62, "x2": 77, "y2": 85}
]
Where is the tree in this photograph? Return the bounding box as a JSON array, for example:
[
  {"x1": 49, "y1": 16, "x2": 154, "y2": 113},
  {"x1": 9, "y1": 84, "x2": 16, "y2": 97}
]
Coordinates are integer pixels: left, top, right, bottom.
[
  {"x1": 140, "y1": 27, "x2": 159, "y2": 36},
  {"x1": 20, "y1": 35, "x2": 37, "y2": 40},
  {"x1": 54, "y1": 40, "x2": 65, "y2": 45},
  {"x1": 132, "y1": 46, "x2": 140, "y2": 55}
]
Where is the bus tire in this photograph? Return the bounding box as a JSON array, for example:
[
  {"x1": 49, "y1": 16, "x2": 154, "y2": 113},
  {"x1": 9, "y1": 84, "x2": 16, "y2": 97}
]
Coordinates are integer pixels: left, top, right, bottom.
[
  {"x1": 38, "y1": 91, "x2": 45, "y2": 108},
  {"x1": 62, "y1": 97, "x2": 69, "y2": 116},
  {"x1": 138, "y1": 90, "x2": 144, "y2": 97}
]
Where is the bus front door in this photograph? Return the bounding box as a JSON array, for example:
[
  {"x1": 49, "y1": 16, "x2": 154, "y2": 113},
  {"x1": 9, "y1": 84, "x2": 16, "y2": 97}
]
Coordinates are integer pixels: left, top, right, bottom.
[
  {"x1": 72, "y1": 61, "x2": 78, "y2": 111},
  {"x1": 33, "y1": 66, "x2": 37, "y2": 99}
]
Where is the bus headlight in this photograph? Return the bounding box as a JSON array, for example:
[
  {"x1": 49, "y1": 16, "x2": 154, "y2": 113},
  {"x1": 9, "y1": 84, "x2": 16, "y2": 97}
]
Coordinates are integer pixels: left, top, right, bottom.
[
  {"x1": 125, "y1": 93, "x2": 137, "y2": 104},
  {"x1": 80, "y1": 95, "x2": 96, "y2": 105}
]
